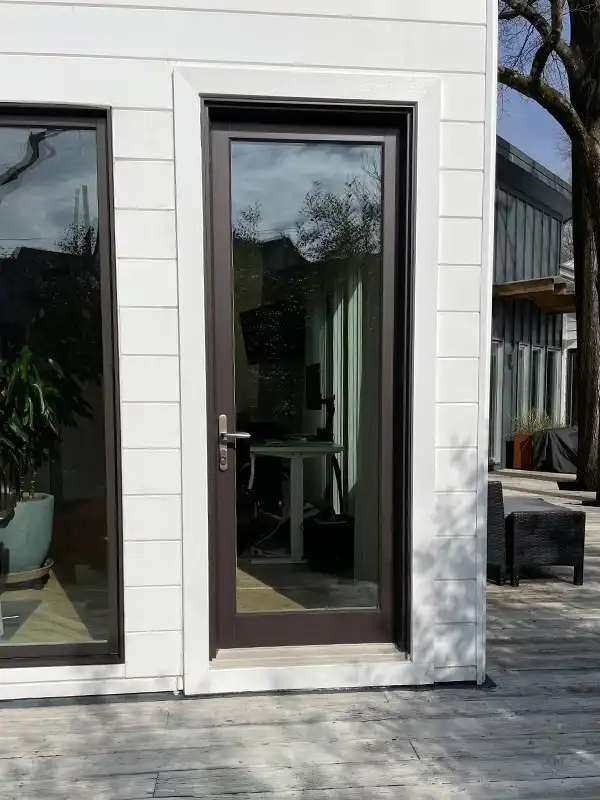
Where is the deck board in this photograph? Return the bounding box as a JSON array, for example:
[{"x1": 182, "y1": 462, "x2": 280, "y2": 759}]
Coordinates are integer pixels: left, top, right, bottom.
[{"x1": 1, "y1": 471, "x2": 600, "y2": 797}]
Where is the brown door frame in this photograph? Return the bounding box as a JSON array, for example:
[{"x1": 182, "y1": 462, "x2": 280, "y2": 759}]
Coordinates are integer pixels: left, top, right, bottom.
[{"x1": 204, "y1": 101, "x2": 413, "y2": 652}]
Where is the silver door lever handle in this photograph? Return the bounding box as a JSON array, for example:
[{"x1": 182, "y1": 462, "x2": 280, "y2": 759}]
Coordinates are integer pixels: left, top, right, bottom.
[{"x1": 218, "y1": 414, "x2": 250, "y2": 442}]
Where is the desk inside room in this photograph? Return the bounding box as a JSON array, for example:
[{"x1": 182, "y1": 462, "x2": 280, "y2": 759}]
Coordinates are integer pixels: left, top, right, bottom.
[{"x1": 249, "y1": 441, "x2": 343, "y2": 563}]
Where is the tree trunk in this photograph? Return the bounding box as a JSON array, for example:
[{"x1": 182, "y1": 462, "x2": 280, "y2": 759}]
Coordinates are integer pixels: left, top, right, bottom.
[
  {"x1": 577, "y1": 127, "x2": 600, "y2": 500},
  {"x1": 571, "y1": 142, "x2": 600, "y2": 490}
]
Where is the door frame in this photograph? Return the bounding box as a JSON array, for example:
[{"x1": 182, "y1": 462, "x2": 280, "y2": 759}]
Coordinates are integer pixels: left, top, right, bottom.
[
  {"x1": 174, "y1": 65, "x2": 444, "y2": 694},
  {"x1": 207, "y1": 116, "x2": 404, "y2": 650}
]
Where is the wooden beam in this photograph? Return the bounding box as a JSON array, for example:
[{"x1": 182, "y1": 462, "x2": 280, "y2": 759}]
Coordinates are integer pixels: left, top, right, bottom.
[{"x1": 493, "y1": 277, "x2": 557, "y2": 298}]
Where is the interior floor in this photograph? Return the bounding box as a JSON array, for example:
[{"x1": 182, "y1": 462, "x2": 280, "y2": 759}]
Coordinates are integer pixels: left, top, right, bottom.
[
  {"x1": 0, "y1": 567, "x2": 109, "y2": 646},
  {"x1": 236, "y1": 561, "x2": 378, "y2": 612}
]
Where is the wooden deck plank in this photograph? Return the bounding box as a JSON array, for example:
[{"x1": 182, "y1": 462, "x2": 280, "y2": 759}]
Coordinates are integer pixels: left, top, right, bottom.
[{"x1": 1, "y1": 471, "x2": 600, "y2": 797}]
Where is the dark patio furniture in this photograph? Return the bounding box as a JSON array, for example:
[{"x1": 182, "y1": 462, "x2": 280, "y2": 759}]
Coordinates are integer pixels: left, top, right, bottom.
[
  {"x1": 504, "y1": 495, "x2": 586, "y2": 587},
  {"x1": 487, "y1": 480, "x2": 507, "y2": 585}
]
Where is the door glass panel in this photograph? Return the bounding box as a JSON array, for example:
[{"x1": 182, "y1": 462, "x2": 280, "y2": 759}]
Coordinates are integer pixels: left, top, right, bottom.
[{"x1": 230, "y1": 140, "x2": 382, "y2": 613}]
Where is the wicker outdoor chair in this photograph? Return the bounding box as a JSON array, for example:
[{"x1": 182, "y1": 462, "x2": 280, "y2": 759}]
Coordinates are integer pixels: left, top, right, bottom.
[
  {"x1": 505, "y1": 502, "x2": 586, "y2": 587},
  {"x1": 487, "y1": 480, "x2": 507, "y2": 585}
]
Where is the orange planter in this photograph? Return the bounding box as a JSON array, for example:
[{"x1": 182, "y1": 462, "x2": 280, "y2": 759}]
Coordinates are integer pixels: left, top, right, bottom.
[{"x1": 513, "y1": 434, "x2": 532, "y2": 470}]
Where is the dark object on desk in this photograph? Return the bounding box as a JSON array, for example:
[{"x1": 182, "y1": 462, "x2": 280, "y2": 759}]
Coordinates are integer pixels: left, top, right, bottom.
[
  {"x1": 304, "y1": 512, "x2": 354, "y2": 576},
  {"x1": 532, "y1": 425, "x2": 578, "y2": 474},
  {"x1": 239, "y1": 298, "x2": 305, "y2": 365}
]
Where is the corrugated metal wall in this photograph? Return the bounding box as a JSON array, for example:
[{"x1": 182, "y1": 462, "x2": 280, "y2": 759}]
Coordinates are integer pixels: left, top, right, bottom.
[
  {"x1": 492, "y1": 298, "x2": 563, "y2": 463},
  {"x1": 494, "y1": 187, "x2": 563, "y2": 283}
]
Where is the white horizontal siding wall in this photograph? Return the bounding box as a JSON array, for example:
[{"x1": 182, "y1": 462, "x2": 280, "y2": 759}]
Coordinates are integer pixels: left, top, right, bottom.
[{"x1": 0, "y1": 0, "x2": 493, "y2": 695}]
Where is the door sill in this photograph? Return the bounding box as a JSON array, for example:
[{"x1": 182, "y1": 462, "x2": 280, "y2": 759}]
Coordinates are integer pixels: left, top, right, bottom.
[
  {"x1": 211, "y1": 643, "x2": 406, "y2": 670},
  {"x1": 185, "y1": 644, "x2": 432, "y2": 694}
]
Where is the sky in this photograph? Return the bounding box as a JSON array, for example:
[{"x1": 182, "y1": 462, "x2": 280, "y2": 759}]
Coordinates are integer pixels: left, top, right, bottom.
[
  {"x1": 231, "y1": 140, "x2": 381, "y2": 241},
  {"x1": 0, "y1": 128, "x2": 98, "y2": 254},
  {"x1": 498, "y1": 88, "x2": 568, "y2": 178}
]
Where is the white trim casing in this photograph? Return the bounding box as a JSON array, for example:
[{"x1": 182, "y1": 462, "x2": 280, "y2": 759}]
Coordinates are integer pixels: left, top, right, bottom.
[
  {"x1": 476, "y1": 0, "x2": 498, "y2": 686},
  {"x1": 173, "y1": 65, "x2": 442, "y2": 695}
]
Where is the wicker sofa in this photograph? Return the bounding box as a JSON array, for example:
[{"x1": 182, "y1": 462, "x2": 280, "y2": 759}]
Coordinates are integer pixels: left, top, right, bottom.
[{"x1": 487, "y1": 480, "x2": 586, "y2": 587}]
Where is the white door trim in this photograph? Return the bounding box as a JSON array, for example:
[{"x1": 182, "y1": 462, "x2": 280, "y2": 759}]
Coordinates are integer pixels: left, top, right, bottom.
[{"x1": 173, "y1": 64, "x2": 441, "y2": 694}]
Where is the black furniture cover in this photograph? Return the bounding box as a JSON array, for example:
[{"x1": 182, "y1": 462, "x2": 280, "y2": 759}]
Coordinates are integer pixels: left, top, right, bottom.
[{"x1": 532, "y1": 426, "x2": 578, "y2": 474}]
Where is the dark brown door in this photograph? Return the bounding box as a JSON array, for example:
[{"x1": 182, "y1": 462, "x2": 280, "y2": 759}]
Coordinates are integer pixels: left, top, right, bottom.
[{"x1": 207, "y1": 113, "x2": 404, "y2": 650}]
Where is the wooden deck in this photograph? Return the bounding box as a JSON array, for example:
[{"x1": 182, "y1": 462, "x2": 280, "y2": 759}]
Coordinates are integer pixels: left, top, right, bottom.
[{"x1": 2, "y1": 470, "x2": 600, "y2": 798}]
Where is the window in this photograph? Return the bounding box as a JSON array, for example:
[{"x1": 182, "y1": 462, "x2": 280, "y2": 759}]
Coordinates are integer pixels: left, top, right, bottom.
[
  {"x1": 530, "y1": 347, "x2": 544, "y2": 413},
  {"x1": 545, "y1": 349, "x2": 561, "y2": 421},
  {"x1": 566, "y1": 349, "x2": 578, "y2": 425},
  {"x1": 489, "y1": 341, "x2": 503, "y2": 463},
  {"x1": 517, "y1": 343, "x2": 530, "y2": 417},
  {"x1": 0, "y1": 111, "x2": 120, "y2": 663}
]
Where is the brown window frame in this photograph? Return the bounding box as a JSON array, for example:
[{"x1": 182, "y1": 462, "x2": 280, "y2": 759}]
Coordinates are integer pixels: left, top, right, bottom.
[
  {"x1": 202, "y1": 99, "x2": 415, "y2": 655},
  {"x1": 0, "y1": 106, "x2": 123, "y2": 668}
]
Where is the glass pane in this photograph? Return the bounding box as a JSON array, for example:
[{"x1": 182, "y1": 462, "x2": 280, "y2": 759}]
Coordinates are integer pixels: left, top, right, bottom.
[
  {"x1": 517, "y1": 346, "x2": 529, "y2": 416},
  {"x1": 489, "y1": 343, "x2": 499, "y2": 460},
  {"x1": 0, "y1": 126, "x2": 110, "y2": 648},
  {"x1": 530, "y1": 349, "x2": 542, "y2": 412},
  {"x1": 231, "y1": 139, "x2": 382, "y2": 613},
  {"x1": 545, "y1": 350, "x2": 558, "y2": 419}
]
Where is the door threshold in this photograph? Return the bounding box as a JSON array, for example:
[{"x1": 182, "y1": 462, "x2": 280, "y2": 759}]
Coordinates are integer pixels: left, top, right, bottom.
[
  {"x1": 188, "y1": 644, "x2": 431, "y2": 694},
  {"x1": 211, "y1": 642, "x2": 407, "y2": 670}
]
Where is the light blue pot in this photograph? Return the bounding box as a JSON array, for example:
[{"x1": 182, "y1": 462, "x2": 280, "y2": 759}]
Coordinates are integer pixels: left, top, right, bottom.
[{"x1": 0, "y1": 494, "x2": 54, "y2": 574}]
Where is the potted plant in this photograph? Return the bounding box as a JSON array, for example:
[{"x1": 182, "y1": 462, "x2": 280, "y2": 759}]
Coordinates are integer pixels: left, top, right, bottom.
[
  {"x1": 511, "y1": 410, "x2": 560, "y2": 470},
  {"x1": 0, "y1": 344, "x2": 90, "y2": 576}
]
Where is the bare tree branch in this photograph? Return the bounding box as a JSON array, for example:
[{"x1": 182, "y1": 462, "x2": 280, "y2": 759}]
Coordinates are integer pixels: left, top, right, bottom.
[
  {"x1": 0, "y1": 129, "x2": 60, "y2": 206},
  {"x1": 499, "y1": 65, "x2": 587, "y2": 140},
  {"x1": 501, "y1": 0, "x2": 581, "y2": 78}
]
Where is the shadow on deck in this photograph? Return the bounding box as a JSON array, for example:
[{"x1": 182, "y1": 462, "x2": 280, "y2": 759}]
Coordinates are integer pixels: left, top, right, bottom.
[{"x1": 487, "y1": 470, "x2": 600, "y2": 677}]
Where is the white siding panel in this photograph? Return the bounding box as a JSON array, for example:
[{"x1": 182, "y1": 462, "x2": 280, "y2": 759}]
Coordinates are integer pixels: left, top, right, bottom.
[
  {"x1": 125, "y1": 586, "x2": 182, "y2": 632},
  {"x1": 435, "y1": 448, "x2": 478, "y2": 492},
  {"x1": 122, "y1": 449, "x2": 182, "y2": 495},
  {"x1": 436, "y1": 580, "x2": 477, "y2": 623},
  {"x1": 438, "y1": 266, "x2": 481, "y2": 312},
  {"x1": 113, "y1": 161, "x2": 175, "y2": 210},
  {"x1": 441, "y1": 122, "x2": 485, "y2": 170},
  {"x1": 436, "y1": 359, "x2": 479, "y2": 403},
  {"x1": 0, "y1": 54, "x2": 172, "y2": 109},
  {"x1": 115, "y1": 210, "x2": 176, "y2": 260},
  {"x1": 120, "y1": 356, "x2": 180, "y2": 403},
  {"x1": 125, "y1": 631, "x2": 182, "y2": 678},
  {"x1": 442, "y1": 74, "x2": 486, "y2": 122},
  {"x1": 112, "y1": 110, "x2": 174, "y2": 160},
  {"x1": 123, "y1": 495, "x2": 182, "y2": 541},
  {"x1": 439, "y1": 218, "x2": 483, "y2": 265},
  {"x1": 434, "y1": 492, "x2": 477, "y2": 537},
  {"x1": 437, "y1": 313, "x2": 480, "y2": 358},
  {"x1": 121, "y1": 403, "x2": 181, "y2": 450},
  {"x1": 117, "y1": 260, "x2": 178, "y2": 308},
  {"x1": 434, "y1": 623, "x2": 477, "y2": 667},
  {"x1": 23, "y1": 0, "x2": 488, "y2": 25},
  {"x1": 440, "y1": 171, "x2": 484, "y2": 218},
  {"x1": 436, "y1": 539, "x2": 477, "y2": 580},
  {"x1": 436, "y1": 403, "x2": 478, "y2": 448},
  {"x1": 124, "y1": 540, "x2": 182, "y2": 587},
  {"x1": 119, "y1": 308, "x2": 179, "y2": 356},
  {"x1": 1, "y1": 6, "x2": 487, "y2": 73}
]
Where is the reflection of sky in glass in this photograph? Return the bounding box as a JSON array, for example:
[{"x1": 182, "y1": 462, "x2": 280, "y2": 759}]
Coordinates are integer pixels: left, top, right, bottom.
[
  {"x1": 231, "y1": 141, "x2": 381, "y2": 242},
  {"x1": 0, "y1": 128, "x2": 98, "y2": 254}
]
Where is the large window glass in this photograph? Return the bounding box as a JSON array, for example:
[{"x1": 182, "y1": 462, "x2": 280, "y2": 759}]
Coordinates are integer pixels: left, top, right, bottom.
[
  {"x1": 545, "y1": 349, "x2": 560, "y2": 421},
  {"x1": 0, "y1": 115, "x2": 119, "y2": 659}
]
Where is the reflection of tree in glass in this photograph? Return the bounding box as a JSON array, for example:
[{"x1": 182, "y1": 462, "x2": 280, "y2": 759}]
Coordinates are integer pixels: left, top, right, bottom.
[
  {"x1": 295, "y1": 176, "x2": 381, "y2": 263},
  {"x1": 232, "y1": 163, "x2": 382, "y2": 426}
]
